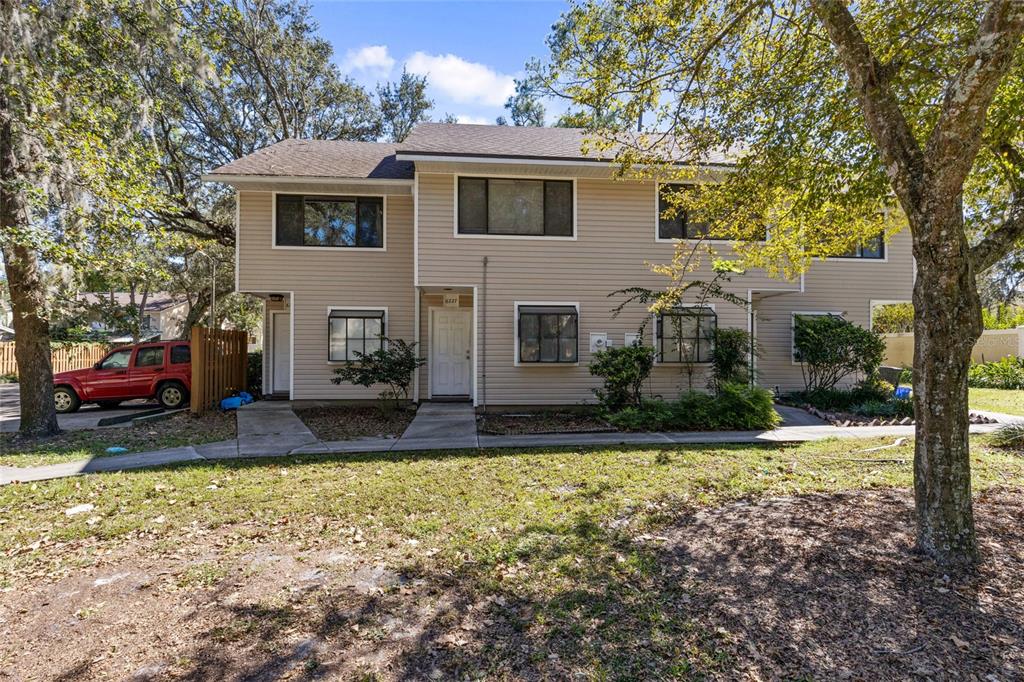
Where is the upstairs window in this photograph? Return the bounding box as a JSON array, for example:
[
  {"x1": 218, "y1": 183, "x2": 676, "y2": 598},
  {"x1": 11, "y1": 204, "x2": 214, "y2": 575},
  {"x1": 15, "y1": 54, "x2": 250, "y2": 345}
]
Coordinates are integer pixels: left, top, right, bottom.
[
  {"x1": 517, "y1": 305, "x2": 578, "y2": 363},
  {"x1": 658, "y1": 184, "x2": 710, "y2": 240},
  {"x1": 458, "y1": 178, "x2": 573, "y2": 237},
  {"x1": 329, "y1": 309, "x2": 384, "y2": 362},
  {"x1": 276, "y1": 195, "x2": 383, "y2": 248},
  {"x1": 657, "y1": 307, "x2": 717, "y2": 363},
  {"x1": 836, "y1": 234, "x2": 885, "y2": 259}
]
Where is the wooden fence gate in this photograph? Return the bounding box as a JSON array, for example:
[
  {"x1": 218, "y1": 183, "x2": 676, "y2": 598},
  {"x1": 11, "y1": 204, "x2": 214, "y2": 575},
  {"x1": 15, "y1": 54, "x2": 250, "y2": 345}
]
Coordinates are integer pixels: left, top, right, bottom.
[
  {"x1": 190, "y1": 327, "x2": 248, "y2": 414},
  {"x1": 0, "y1": 342, "x2": 108, "y2": 377}
]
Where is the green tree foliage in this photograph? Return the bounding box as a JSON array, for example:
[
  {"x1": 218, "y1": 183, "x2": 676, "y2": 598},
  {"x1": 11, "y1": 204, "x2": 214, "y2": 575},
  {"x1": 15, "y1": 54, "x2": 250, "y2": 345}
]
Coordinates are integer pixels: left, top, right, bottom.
[
  {"x1": 982, "y1": 303, "x2": 1024, "y2": 329},
  {"x1": 871, "y1": 303, "x2": 915, "y2": 334},
  {"x1": 588, "y1": 344, "x2": 655, "y2": 412},
  {"x1": 0, "y1": 0, "x2": 204, "y2": 435},
  {"x1": 794, "y1": 315, "x2": 886, "y2": 393},
  {"x1": 710, "y1": 328, "x2": 755, "y2": 390},
  {"x1": 542, "y1": 0, "x2": 1024, "y2": 565},
  {"x1": 377, "y1": 68, "x2": 433, "y2": 143},
  {"x1": 497, "y1": 75, "x2": 546, "y2": 126},
  {"x1": 150, "y1": 0, "x2": 383, "y2": 247},
  {"x1": 331, "y1": 338, "x2": 426, "y2": 411}
]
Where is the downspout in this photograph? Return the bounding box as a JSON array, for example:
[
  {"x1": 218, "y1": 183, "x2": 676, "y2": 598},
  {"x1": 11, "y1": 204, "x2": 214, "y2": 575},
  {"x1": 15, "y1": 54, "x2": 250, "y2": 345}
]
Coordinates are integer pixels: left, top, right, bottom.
[{"x1": 481, "y1": 256, "x2": 488, "y2": 409}]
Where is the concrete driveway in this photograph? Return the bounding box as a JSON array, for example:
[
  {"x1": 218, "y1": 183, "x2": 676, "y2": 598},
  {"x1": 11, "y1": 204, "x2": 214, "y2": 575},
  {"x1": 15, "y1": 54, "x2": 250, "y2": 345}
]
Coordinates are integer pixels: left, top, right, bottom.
[{"x1": 0, "y1": 383, "x2": 159, "y2": 433}]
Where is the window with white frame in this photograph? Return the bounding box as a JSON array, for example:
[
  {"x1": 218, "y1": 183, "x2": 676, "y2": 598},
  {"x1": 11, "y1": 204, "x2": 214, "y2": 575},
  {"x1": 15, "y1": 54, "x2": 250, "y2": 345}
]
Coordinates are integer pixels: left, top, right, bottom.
[
  {"x1": 329, "y1": 309, "x2": 384, "y2": 361},
  {"x1": 277, "y1": 194, "x2": 383, "y2": 247},
  {"x1": 656, "y1": 307, "x2": 717, "y2": 362},
  {"x1": 517, "y1": 305, "x2": 578, "y2": 363},
  {"x1": 792, "y1": 312, "x2": 843, "y2": 360},
  {"x1": 458, "y1": 177, "x2": 573, "y2": 236}
]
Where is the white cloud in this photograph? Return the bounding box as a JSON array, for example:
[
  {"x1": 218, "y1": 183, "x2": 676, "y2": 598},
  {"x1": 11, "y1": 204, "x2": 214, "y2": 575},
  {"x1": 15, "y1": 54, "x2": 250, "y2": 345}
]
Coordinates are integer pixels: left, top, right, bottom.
[
  {"x1": 405, "y1": 52, "x2": 515, "y2": 108},
  {"x1": 455, "y1": 115, "x2": 492, "y2": 125},
  {"x1": 341, "y1": 45, "x2": 395, "y2": 77}
]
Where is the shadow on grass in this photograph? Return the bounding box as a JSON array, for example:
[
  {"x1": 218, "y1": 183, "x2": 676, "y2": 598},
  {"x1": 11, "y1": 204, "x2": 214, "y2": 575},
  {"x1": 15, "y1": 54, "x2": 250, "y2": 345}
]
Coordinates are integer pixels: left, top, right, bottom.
[{"x1": 157, "y1": 486, "x2": 1023, "y2": 680}]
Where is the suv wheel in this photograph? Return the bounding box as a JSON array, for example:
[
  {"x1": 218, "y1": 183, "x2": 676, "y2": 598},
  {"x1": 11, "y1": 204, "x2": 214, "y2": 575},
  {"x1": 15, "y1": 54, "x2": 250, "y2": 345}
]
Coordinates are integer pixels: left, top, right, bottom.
[
  {"x1": 54, "y1": 387, "x2": 81, "y2": 414},
  {"x1": 158, "y1": 382, "x2": 188, "y2": 409}
]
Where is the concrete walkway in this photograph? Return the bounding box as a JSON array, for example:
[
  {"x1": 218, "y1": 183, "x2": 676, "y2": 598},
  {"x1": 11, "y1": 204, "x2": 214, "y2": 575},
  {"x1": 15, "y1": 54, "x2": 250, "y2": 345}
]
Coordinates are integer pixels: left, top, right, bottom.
[{"x1": 2, "y1": 402, "x2": 1018, "y2": 486}]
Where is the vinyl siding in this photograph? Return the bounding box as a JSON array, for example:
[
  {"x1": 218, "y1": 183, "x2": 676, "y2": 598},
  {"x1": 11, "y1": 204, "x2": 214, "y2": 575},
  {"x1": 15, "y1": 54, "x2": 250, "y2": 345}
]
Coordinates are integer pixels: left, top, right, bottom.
[{"x1": 237, "y1": 190, "x2": 415, "y2": 399}]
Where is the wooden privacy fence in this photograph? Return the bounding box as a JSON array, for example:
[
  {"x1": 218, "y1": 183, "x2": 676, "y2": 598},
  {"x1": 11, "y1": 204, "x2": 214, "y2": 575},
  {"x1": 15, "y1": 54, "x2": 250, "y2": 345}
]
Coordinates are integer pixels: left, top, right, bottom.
[
  {"x1": 0, "y1": 342, "x2": 107, "y2": 377},
  {"x1": 190, "y1": 327, "x2": 248, "y2": 414}
]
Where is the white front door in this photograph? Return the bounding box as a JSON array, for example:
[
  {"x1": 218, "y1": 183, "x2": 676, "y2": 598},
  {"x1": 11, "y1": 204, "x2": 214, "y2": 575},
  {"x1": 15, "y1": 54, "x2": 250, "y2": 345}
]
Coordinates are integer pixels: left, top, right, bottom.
[
  {"x1": 271, "y1": 312, "x2": 291, "y2": 395},
  {"x1": 431, "y1": 308, "x2": 472, "y2": 396}
]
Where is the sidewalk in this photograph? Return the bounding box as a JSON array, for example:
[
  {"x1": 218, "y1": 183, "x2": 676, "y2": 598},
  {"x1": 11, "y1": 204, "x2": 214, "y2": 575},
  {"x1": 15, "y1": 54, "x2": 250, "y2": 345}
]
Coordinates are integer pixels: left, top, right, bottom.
[{"x1": 1, "y1": 403, "x2": 1017, "y2": 486}]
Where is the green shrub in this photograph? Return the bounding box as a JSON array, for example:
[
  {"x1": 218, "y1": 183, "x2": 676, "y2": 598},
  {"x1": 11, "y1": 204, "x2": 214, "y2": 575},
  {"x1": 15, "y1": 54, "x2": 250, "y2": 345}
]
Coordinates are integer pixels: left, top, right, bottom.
[
  {"x1": 710, "y1": 328, "x2": 754, "y2": 390},
  {"x1": 791, "y1": 378, "x2": 893, "y2": 412},
  {"x1": 968, "y1": 356, "x2": 1024, "y2": 390},
  {"x1": 793, "y1": 314, "x2": 885, "y2": 392},
  {"x1": 607, "y1": 382, "x2": 779, "y2": 431},
  {"x1": 990, "y1": 422, "x2": 1024, "y2": 448},
  {"x1": 871, "y1": 302, "x2": 914, "y2": 334},
  {"x1": 0, "y1": 372, "x2": 17, "y2": 384},
  {"x1": 247, "y1": 351, "x2": 262, "y2": 397},
  {"x1": 332, "y1": 338, "x2": 426, "y2": 411},
  {"x1": 982, "y1": 304, "x2": 1024, "y2": 330},
  {"x1": 589, "y1": 344, "x2": 655, "y2": 412},
  {"x1": 851, "y1": 397, "x2": 914, "y2": 419}
]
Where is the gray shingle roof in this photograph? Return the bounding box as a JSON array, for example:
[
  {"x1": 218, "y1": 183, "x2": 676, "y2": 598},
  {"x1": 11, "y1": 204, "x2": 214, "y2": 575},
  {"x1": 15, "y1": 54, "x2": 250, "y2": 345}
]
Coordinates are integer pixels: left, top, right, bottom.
[
  {"x1": 397, "y1": 123, "x2": 733, "y2": 165},
  {"x1": 207, "y1": 139, "x2": 414, "y2": 180}
]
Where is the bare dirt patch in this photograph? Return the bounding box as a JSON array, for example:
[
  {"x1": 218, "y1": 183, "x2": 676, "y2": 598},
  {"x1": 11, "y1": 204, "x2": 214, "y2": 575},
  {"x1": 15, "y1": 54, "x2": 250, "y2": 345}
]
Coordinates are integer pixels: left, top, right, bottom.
[
  {"x1": 478, "y1": 410, "x2": 614, "y2": 435},
  {"x1": 294, "y1": 405, "x2": 415, "y2": 441},
  {"x1": 2, "y1": 485, "x2": 1020, "y2": 680}
]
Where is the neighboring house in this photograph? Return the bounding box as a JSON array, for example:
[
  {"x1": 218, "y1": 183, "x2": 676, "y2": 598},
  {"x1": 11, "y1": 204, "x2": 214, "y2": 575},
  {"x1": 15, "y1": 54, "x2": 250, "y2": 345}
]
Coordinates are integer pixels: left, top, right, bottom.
[
  {"x1": 204, "y1": 123, "x2": 913, "y2": 404},
  {"x1": 78, "y1": 292, "x2": 190, "y2": 342}
]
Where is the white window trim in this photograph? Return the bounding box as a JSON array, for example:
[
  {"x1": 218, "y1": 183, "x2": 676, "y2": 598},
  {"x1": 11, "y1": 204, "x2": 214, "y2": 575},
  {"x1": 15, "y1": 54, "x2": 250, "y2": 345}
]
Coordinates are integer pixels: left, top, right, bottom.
[
  {"x1": 654, "y1": 182, "x2": 767, "y2": 245},
  {"x1": 652, "y1": 303, "x2": 717, "y2": 365},
  {"x1": 453, "y1": 174, "x2": 578, "y2": 241},
  {"x1": 791, "y1": 310, "x2": 844, "y2": 365},
  {"x1": 326, "y1": 305, "x2": 389, "y2": 365},
  {"x1": 513, "y1": 301, "x2": 581, "y2": 367},
  {"x1": 272, "y1": 191, "x2": 388, "y2": 251},
  {"x1": 255, "y1": 290, "x2": 294, "y2": 399}
]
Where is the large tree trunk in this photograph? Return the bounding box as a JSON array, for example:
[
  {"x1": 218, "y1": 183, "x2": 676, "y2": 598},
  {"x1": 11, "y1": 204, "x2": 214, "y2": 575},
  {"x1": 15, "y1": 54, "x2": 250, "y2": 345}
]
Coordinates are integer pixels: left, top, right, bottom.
[
  {"x1": 1, "y1": 243, "x2": 58, "y2": 437},
  {"x1": 0, "y1": 106, "x2": 59, "y2": 436},
  {"x1": 911, "y1": 202, "x2": 982, "y2": 566}
]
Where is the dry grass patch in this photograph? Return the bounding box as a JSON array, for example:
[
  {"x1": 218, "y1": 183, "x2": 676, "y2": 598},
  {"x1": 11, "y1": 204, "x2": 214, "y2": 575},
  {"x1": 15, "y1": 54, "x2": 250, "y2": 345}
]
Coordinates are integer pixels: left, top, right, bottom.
[{"x1": 478, "y1": 410, "x2": 614, "y2": 435}]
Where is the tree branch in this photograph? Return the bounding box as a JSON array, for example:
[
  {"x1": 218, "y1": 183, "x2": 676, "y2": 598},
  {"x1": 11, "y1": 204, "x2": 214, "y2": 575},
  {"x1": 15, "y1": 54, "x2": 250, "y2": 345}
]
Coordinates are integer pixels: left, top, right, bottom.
[
  {"x1": 972, "y1": 196, "x2": 1024, "y2": 273},
  {"x1": 925, "y1": 1, "x2": 1024, "y2": 196},
  {"x1": 809, "y1": 0, "x2": 925, "y2": 211}
]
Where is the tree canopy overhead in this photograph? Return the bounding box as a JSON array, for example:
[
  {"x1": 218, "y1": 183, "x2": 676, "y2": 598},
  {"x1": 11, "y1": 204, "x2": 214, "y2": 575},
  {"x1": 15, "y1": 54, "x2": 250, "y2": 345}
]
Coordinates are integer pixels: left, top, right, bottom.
[
  {"x1": 543, "y1": 0, "x2": 1023, "y2": 276},
  {"x1": 543, "y1": 0, "x2": 1024, "y2": 566}
]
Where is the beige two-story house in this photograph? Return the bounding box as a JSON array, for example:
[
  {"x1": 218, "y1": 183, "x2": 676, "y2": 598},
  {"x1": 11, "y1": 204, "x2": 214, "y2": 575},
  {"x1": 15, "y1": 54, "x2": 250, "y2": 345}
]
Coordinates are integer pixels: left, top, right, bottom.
[{"x1": 204, "y1": 123, "x2": 912, "y2": 407}]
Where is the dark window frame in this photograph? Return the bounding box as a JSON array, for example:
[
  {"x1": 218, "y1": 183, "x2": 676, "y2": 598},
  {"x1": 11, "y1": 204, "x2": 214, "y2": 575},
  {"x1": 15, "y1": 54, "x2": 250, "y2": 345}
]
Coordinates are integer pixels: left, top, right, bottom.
[
  {"x1": 658, "y1": 184, "x2": 767, "y2": 242},
  {"x1": 516, "y1": 305, "x2": 579, "y2": 364},
  {"x1": 275, "y1": 194, "x2": 385, "y2": 248},
  {"x1": 457, "y1": 177, "x2": 575, "y2": 237},
  {"x1": 833, "y1": 233, "x2": 886, "y2": 259},
  {"x1": 328, "y1": 309, "x2": 386, "y2": 363},
  {"x1": 656, "y1": 307, "x2": 718, "y2": 364}
]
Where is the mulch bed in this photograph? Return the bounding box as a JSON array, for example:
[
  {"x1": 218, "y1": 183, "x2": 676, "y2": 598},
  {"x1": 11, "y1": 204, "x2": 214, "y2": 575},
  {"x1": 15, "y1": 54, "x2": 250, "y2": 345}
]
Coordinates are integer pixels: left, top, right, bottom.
[
  {"x1": 478, "y1": 411, "x2": 615, "y2": 435},
  {"x1": 294, "y1": 405, "x2": 416, "y2": 441}
]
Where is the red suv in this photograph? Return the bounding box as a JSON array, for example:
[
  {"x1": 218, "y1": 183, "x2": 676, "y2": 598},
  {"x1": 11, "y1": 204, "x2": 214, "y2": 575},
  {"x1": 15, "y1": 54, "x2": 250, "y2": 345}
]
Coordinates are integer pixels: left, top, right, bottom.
[{"x1": 53, "y1": 341, "x2": 192, "y2": 413}]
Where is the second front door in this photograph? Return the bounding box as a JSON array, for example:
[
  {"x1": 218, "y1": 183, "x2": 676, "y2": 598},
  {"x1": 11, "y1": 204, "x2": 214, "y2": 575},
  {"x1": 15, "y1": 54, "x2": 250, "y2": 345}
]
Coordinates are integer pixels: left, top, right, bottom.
[{"x1": 431, "y1": 308, "x2": 471, "y2": 397}]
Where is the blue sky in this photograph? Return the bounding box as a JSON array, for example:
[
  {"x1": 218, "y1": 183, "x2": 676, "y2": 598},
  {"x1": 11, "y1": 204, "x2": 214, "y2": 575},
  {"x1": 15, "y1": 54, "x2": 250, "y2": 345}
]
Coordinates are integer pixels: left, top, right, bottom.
[{"x1": 310, "y1": 0, "x2": 567, "y2": 125}]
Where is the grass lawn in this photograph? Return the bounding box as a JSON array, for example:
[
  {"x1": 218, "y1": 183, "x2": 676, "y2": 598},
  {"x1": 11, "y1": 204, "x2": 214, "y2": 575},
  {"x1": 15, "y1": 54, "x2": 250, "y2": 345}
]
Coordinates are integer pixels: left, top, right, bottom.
[
  {"x1": 1, "y1": 438, "x2": 1022, "y2": 679},
  {"x1": 970, "y1": 387, "x2": 1024, "y2": 416},
  {"x1": 0, "y1": 411, "x2": 236, "y2": 467}
]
